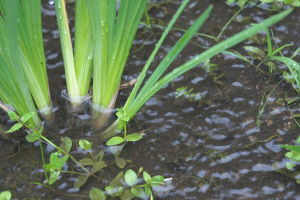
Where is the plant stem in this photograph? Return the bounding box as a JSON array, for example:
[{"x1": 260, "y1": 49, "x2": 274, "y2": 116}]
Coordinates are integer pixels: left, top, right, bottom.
[
  {"x1": 39, "y1": 142, "x2": 49, "y2": 181},
  {"x1": 55, "y1": 0, "x2": 81, "y2": 107},
  {"x1": 216, "y1": 6, "x2": 245, "y2": 41},
  {"x1": 61, "y1": 170, "x2": 87, "y2": 176}
]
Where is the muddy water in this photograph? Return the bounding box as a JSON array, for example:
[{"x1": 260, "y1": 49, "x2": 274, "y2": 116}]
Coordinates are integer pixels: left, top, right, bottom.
[{"x1": 1, "y1": 0, "x2": 300, "y2": 199}]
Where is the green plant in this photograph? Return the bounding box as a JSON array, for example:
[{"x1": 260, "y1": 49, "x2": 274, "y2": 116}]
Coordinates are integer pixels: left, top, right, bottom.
[
  {"x1": 106, "y1": 114, "x2": 143, "y2": 146},
  {"x1": 270, "y1": 52, "x2": 300, "y2": 92},
  {"x1": 75, "y1": 141, "x2": 107, "y2": 188},
  {"x1": 89, "y1": 168, "x2": 166, "y2": 200},
  {"x1": 175, "y1": 87, "x2": 205, "y2": 102},
  {"x1": 227, "y1": 0, "x2": 300, "y2": 7},
  {"x1": 54, "y1": 0, "x2": 147, "y2": 113},
  {"x1": 0, "y1": 191, "x2": 11, "y2": 200},
  {"x1": 54, "y1": 0, "x2": 93, "y2": 107},
  {"x1": 4, "y1": 111, "x2": 98, "y2": 186},
  {"x1": 105, "y1": 117, "x2": 143, "y2": 169},
  {"x1": 0, "y1": 0, "x2": 291, "y2": 136},
  {"x1": 0, "y1": 0, "x2": 52, "y2": 127},
  {"x1": 102, "y1": 6, "x2": 292, "y2": 140},
  {"x1": 281, "y1": 136, "x2": 300, "y2": 183},
  {"x1": 5, "y1": 111, "x2": 164, "y2": 196},
  {"x1": 243, "y1": 29, "x2": 300, "y2": 91}
]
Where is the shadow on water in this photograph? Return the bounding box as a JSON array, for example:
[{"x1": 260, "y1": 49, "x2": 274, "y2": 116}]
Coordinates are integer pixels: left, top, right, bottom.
[{"x1": 1, "y1": 0, "x2": 300, "y2": 199}]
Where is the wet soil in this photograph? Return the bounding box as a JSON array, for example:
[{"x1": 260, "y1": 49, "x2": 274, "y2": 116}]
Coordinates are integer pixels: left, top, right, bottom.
[{"x1": 1, "y1": 0, "x2": 300, "y2": 199}]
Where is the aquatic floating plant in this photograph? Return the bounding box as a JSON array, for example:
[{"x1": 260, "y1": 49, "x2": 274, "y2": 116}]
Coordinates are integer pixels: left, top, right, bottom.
[{"x1": 0, "y1": 0, "x2": 52, "y2": 128}]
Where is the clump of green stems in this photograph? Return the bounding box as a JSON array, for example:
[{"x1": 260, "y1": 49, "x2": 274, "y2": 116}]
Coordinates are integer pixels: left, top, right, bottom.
[
  {"x1": 102, "y1": 3, "x2": 293, "y2": 140},
  {"x1": 0, "y1": 0, "x2": 52, "y2": 128},
  {"x1": 0, "y1": 0, "x2": 293, "y2": 139},
  {"x1": 224, "y1": 28, "x2": 300, "y2": 91},
  {"x1": 54, "y1": 0, "x2": 147, "y2": 112},
  {"x1": 54, "y1": 0, "x2": 292, "y2": 137}
]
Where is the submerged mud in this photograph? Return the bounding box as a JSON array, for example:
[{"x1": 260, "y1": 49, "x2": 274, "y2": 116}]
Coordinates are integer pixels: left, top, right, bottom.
[{"x1": 1, "y1": 0, "x2": 300, "y2": 199}]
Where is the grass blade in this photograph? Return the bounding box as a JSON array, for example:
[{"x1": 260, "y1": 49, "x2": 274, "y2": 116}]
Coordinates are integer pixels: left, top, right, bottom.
[
  {"x1": 17, "y1": 0, "x2": 52, "y2": 118},
  {"x1": 125, "y1": 0, "x2": 191, "y2": 109},
  {"x1": 136, "y1": 5, "x2": 213, "y2": 100},
  {"x1": 127, "y1": 8, "x2": 293, "y2": 120},
  {"x1": 87, "y1": 0, "x2": 147, "y2": 111},
  {"x1": 55, "y1": 0, "x2": 80, "y2": 106},
  {"x1": 74, "y1": 0, "x2": 93, "y2": 98},
  {"x1": 0, "y1": 0, "x2": 41, "y2": 127}
]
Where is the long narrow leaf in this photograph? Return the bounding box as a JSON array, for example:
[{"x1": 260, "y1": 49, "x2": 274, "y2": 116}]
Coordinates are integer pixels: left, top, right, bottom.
[
  {"x1": 87, "y1": 0, "x2": 147, "y2": 111},
  {"x1": 106, "y1": 0, "x2": 147, "y2": 105},
  {"x1": 137, "y1": 5, "x2": 213, "y2": 99},
  {"x1": 0, "y1": 0, "x2": 41, "y2": 127},
  {"x1": 74, "y1": 0, "x2": 93, "y2": 97},
  {"x1": 17, "y1": 0, "x2": 52, "y2": 117},
  {"x1": 55, "y1": 0, "x2": 80, "y2": 106},
  {"x1": 127, "y1": 8, "x2": 293, "y2": 118},
  {"x1": 125, "y1": 0, "x2": 190, "y2": 109}
]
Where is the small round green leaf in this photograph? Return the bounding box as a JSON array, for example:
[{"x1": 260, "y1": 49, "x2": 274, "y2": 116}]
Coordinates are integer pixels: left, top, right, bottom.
[
  {"x1": 95, "y1": 151, "x2": 105, "y2": 162},
  {"x1": 49, "y1": 152, "x2": 68, "y2": 169},
  {"x1": 7, "y1": 111, "x2": 19, "y2": 121},
  {"x1": 286, "y1": 162, "x2": 296, "y2": 170},
  {"x1": 126, "y1": 133, "x2": 143, "y2": 142},
  {"x1": 91, "y1": 161, "x2": 107, "y2": 174},
  {"x1": 89, "y1": 187, "x2": 106, "y2": 200},
  {"x1": 79, "y1": 140, "x2": 92, "y2": 150},
  {"x1": 60, "y1": 137, "x2": 72, "y2": 153},
  {"x1": 116, "y1": 110, "x2": 130, "y2": 122},
  {"x1": 74, "y1": 175, "x2": 89, "y2": 188},
  {"x1": 48, "y1": 171, "x2": 60, "y2": 185},
  {"x1": 105, "y1": 186, "x2": 124, "y2": 197},
  {"x1": 145, "y1": 184, "x2": 152, "y2": 196},
  {"x1": 106, "y1": 136, "x2": 125, "y2": 146},
  {"x1": 43, "y1": 163, "x2": 55, "y2": 172},
  {"x1": 79, "y1": 158, "x2": 94, "y2": 166},
  {"x1": 120, "y1": 189, "x2": 134, "y2": 200},
  {"x1": 151, "y1": 175, "x2": 165, "y2": 186},
  {"x1": 116, "y1": 157, "x2": 127, "y2": 169},
  {"x1": 26, "y1": 131, "x2": 41, "y2": 142},
  {"x1": 131, "y1": 187, "x2": 148, "y2": 198},
  {"x1": 0, "y1": 191, "x2": 12, "y2": 200},
  {"x1": 143, "y1": 171, "x2": 151, "y2": 182},
  {"x1": 124, "y1": 169, "x2": 138, "y2": 186}
]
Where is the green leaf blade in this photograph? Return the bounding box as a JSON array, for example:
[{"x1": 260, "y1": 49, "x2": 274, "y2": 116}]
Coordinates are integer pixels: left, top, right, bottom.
[
  {"x1": 106, "y1": 137, "x2": 125, "y2": 146},
  {"x1": 125, "y1": 169, "x2": 138, "y2": 186}
]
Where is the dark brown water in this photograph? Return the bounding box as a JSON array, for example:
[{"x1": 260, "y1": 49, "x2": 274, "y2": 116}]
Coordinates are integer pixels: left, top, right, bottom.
[{"x1": 1, "y1": 0, "x2": 300, "y2": 199}]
